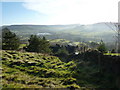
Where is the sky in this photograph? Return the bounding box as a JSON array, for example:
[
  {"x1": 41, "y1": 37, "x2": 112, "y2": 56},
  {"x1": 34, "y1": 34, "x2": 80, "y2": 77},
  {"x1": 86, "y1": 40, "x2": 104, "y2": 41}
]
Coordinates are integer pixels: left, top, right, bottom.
[{"x1": 1, "y1": 0, "x2": 120, "y2": 25}]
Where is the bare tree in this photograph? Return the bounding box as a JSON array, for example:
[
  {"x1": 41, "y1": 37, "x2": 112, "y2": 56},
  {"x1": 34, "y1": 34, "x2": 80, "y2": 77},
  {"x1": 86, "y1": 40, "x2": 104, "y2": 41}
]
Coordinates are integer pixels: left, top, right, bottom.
[
  {"x1": 105, "y1": 22, "x2": 120, "y2": 53},
  {"x1": 118, "y1": 24, "x2": 120, "y2": 53}
]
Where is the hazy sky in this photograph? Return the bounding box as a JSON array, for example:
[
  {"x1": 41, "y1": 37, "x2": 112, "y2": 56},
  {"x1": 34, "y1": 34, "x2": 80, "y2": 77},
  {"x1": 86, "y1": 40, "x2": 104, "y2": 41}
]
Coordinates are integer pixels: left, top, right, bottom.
[{"x1": 1, "y1": 0, "x2": 120, "y2": 25}]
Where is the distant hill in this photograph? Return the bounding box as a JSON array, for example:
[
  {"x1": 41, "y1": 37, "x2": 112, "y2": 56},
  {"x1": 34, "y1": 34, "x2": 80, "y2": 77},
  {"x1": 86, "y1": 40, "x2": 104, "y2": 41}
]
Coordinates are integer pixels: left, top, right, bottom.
[{"x1": 1, "y1": 22, "x2": 117, "y2": 42}]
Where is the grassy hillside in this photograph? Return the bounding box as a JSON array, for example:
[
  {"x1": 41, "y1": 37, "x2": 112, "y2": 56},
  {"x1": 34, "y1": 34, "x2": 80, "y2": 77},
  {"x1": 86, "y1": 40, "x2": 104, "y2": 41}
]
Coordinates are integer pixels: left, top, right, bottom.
[
  {"x1": 1, "y1": 50, "x2": 119, "y2": 89},
  {"x1": 1, "y1": 50, "x2": 80, "y2": 88}
]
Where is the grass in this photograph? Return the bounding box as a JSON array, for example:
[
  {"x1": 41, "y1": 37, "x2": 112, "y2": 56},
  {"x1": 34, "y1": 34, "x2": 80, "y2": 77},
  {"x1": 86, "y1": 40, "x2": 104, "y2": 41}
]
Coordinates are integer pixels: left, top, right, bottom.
[
  {"x1": 1, "y1": 50, "x2": 80, "y2": 88},
  {"x1": 19, "y1": 44, "x2": 27, "y2": 49},
  {"x1": 104, "y1": 53, "x2": 120, "y2": 56}
]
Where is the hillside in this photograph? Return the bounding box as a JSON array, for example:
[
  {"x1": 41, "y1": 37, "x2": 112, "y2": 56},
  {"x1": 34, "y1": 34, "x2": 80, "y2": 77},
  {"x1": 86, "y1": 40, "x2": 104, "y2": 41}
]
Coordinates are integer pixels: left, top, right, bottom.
[
  {"x1": 1, "y1": 50, "x2": 120, "y2": 89},
  {"x1": 1, "y1": 50, "x2": 80, "y2": 88},
  {"x1": 1, "y1": 22, "x2": 117, "y2": 42}
]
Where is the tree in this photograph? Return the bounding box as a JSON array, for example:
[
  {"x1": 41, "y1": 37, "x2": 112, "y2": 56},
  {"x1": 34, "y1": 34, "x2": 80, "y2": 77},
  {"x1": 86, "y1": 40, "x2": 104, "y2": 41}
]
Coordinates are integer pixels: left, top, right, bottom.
[
  {"x1": 50, "y1": 44, "x2": 61, "y2": 54},
  {"x1": 41, "y1": 36, "x2": 51, "y2": 53},
  {"x1": 27, "y1": 35, "x2": 51, "y2": 53},
  {"x1": 97, "y1": 40, "x2": 107, "y2": 53},
  {"x1": 105, "y1": 22, "x2": 120, "y2": 53},
  {"x1": 66, "y1": 45, "x2": 76, "y2": 54},
  {"x1": 57, "y1": 47, "x2": 69, "y2": 55},
  {"x1": 2, "y1": 28, "x2": 20, "y2": 50},
  {"x1": 55, "y1": 46, "x2": 69, "y2": 62}
]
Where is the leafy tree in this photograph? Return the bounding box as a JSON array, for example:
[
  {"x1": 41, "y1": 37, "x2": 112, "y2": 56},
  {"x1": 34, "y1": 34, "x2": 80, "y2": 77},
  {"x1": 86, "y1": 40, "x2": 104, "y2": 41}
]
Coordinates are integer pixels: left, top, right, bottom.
[
  {"x1": 97, "y1": 40, "x2": 107, "y2": 53},
  {"x1": 27, "y1": 35, "x2": 51, "y2": 53},
  {"x1": 50, "y1": 44, "x2": 61, "y2": 54},
  {"x1": 57, "y1": 47, "x2": 69, "y2": 55},
  {"x1": 2, "y1": 28, "x2": 20, "y2": 50},
  {"x1": 66, "y1": 45, "x2": 76, "y2": 54},
  {"x1": 55, "y1": 47, "x2": 69, "y2": 62},
  {"x1": 41, "y1": 36, "x2": 51, "y2": 53}
]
